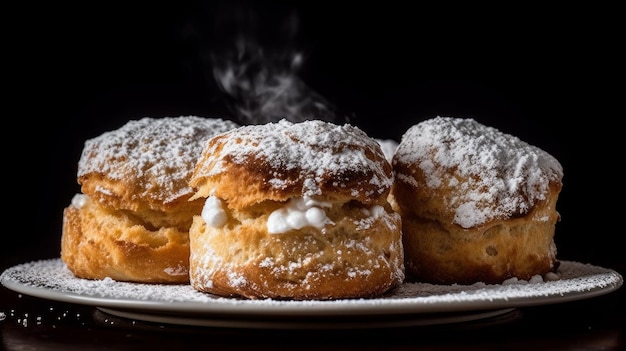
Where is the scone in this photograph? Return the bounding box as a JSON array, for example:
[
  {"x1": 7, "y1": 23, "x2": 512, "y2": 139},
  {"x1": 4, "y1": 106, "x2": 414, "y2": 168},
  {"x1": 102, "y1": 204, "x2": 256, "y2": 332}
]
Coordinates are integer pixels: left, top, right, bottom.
[
  {"x1": 392, "y1": 116, "x2": 563, "y2": 284},
  {"x1": 188, "y1": 119, "x2": 405, "y2": 300},
  {"x1": 61, "y1": 116, "x2": 239, "y2": 283}
]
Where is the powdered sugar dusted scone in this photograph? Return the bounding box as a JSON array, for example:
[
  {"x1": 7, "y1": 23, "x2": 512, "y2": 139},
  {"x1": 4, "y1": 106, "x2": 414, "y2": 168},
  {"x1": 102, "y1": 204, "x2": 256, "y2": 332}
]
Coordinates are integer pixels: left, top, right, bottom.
[
  {"x1": 188, "y1": 119, "x2": 404, "y2": 300},
  {"x1": 61, "y1": 116, "x2": 239, "y2": 283},
  {"x1": 392, "y1": 116, "x2": 563, "y2": 284}
]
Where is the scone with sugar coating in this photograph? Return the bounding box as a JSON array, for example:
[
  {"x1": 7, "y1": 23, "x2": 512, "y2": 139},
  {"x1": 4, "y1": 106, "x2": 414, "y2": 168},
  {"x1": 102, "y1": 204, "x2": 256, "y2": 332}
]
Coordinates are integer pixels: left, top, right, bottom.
[
  {"x1": 61, "y1": 116, "x2": 239, "y2": 283},
  {"x1": 189, "y1": 119, "x2": 405, "y2": 300},
  {"x1": 392, "y1": 116, "x2": 563, "y2": 284}
]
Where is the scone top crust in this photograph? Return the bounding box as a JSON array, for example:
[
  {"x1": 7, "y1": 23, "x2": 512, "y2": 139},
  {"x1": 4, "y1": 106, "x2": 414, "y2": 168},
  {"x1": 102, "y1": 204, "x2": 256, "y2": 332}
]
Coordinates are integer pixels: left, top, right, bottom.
[
  {"x1": 190, "y1": 119, "x2": 394, "y2": 209},
  {"x1": 77, "y1": 116, "x2": 240, "y2": 211},
  {"x1": 393, "y1": 116, "x2": 564, "y2": 229}
]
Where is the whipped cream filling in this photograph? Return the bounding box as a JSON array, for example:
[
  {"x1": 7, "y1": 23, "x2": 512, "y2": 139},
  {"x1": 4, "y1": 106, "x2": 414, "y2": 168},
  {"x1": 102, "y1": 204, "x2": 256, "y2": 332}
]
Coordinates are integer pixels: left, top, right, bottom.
[
  {"x1": 200, "y1": 195, "x2": 335, "y2": 234},
  {"x1": 71, "y1": 193, "x2": 87, "y2": 209},
  {"x1": 267, "y1": 197, "x2": 334, "y2": 234},
  {"x1": 202, "y1": 196, "x2": 388, "y2": 235},
  {"x1": 201, "y1": 196, "x2": 228, "y2": 227}
]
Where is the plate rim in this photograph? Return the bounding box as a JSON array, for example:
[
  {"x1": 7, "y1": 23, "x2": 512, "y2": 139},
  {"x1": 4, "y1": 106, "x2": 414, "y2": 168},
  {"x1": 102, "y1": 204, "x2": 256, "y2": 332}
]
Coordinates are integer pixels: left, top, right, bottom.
[
  {"x1": 95, "y1": 306, "x2": 519, "y2": 329},
  {"x1": 1, "y1": 258, "x2": 623, "y2": 317}
]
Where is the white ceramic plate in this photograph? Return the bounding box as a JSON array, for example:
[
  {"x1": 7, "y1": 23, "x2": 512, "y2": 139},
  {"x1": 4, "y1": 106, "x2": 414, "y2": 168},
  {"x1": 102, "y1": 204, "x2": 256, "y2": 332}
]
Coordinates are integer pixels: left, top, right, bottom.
[{"x1": 1, "y1": 259, "x2": 622, "y2": 329}]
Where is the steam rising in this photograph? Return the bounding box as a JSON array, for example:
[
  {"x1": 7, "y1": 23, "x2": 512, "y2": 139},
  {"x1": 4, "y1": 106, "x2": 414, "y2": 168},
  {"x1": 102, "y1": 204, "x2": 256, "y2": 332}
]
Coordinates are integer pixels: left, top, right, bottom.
[
  {"x1": 184, "y1": 1, "x2": 346, "y2": 125},
  {"x1": 211, "y1": 39, "x2": 340, "y2": 125}
]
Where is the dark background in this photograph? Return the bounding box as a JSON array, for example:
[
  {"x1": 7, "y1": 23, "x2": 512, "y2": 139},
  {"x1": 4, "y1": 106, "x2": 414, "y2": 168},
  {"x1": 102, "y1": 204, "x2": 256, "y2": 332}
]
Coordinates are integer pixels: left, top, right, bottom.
[{"x1": 5, "y1": 1, "x2": 622, "y2": 272}]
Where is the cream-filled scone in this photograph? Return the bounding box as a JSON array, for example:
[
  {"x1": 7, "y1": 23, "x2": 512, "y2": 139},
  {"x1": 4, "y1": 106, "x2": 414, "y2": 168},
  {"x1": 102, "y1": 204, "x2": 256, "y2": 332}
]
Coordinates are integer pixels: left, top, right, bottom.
[
  {"x1": 188, "y1": 119, "x2": 405, "y2": 300},
  {"x1": 392, "y1": 116, "x2": 563, "y2": 285},
  {"x1": 61, "y1": 116, "x2": 239, "y2": 283}
]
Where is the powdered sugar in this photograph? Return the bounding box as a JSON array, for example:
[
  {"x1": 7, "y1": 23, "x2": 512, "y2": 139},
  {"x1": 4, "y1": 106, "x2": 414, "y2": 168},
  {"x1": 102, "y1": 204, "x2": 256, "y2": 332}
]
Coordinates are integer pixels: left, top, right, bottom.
[
  {"x1": 77, "y1": 116, "x2": 239, "y2": 204},
  {"x1": 193, "y1": 119, "x2": 393, "y2": 198},
  {"x1": 394, "y1": 117, "x2": 564, "y2": 228}
]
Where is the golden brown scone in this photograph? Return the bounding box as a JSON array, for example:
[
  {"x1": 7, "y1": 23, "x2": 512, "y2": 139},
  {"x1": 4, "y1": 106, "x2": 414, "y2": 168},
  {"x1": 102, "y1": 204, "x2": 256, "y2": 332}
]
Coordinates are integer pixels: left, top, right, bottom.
[
  {"x1": 392, "y1": 116, "x2": 563, "y2": 285},
  {"x1": 188, "y1": 119, "x2": 405, "y2": 300},
  {"x1": 61, "y1": 116, "x2": 239, "y2": 283}
]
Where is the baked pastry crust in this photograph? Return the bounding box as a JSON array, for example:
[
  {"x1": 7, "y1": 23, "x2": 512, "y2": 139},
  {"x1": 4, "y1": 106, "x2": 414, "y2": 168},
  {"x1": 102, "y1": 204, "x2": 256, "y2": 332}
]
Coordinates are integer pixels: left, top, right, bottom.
[
  {"x1": 62, "y1": 195, "x2": 191, "y2": 283},
  {"x1": 392, "y1": 116, "x2": 563, "y2": 284},
  {"x1": 61, "y1": 116, "x2": 239, "y2": 283},
  {"x1": 189, "y1": 119, "x2": 405, "y2": 299}
]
